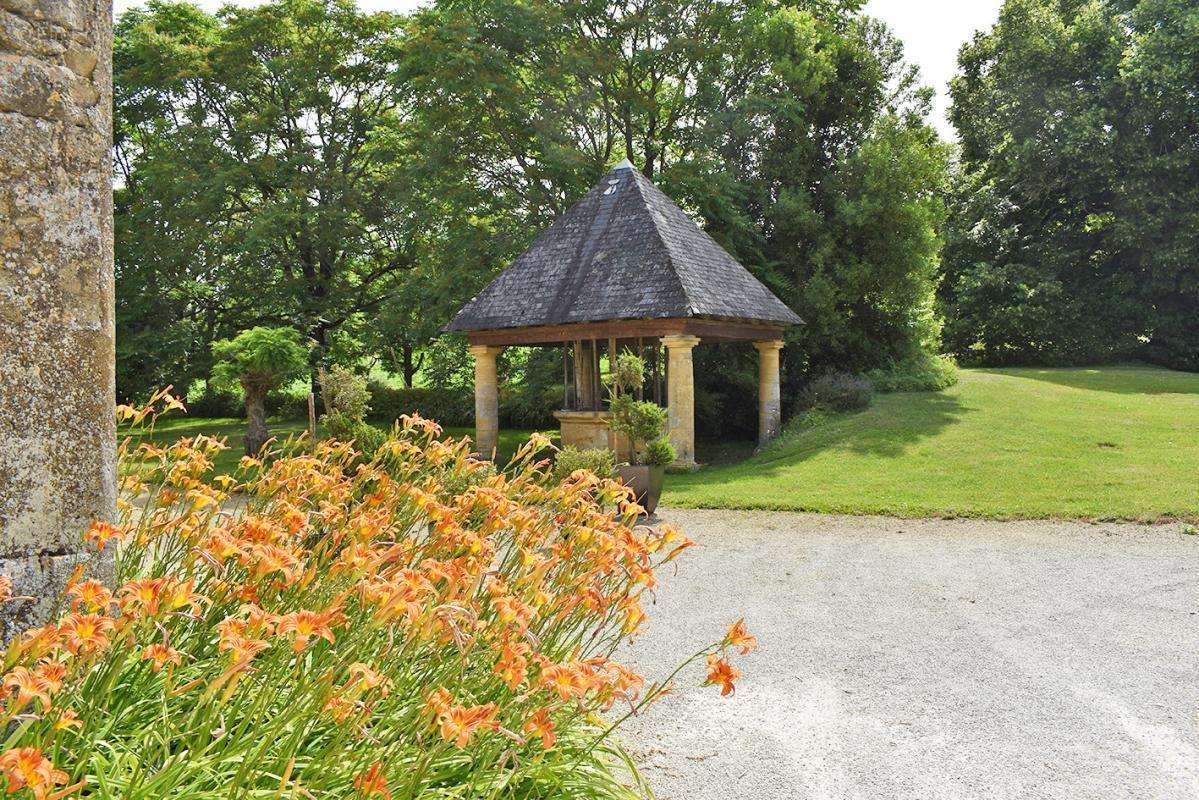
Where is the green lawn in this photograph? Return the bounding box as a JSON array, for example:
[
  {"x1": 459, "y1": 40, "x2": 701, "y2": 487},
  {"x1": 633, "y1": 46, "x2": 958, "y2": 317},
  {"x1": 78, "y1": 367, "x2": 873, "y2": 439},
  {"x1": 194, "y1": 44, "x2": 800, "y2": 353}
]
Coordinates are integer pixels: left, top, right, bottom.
[
  {"x1": 120, "y1": 416, "x2": 542, "y2": 476},
  {"x1": 665, "y1": 365, "x2": 1199, "y2": 521}
]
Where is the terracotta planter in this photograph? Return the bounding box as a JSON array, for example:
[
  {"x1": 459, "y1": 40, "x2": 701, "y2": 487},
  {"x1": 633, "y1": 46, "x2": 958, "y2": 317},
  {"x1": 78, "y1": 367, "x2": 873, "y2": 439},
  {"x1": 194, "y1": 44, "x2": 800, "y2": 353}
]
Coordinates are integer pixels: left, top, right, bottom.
[{"x1": 615, "y1": 464, "x2": 665, "y2": 515}]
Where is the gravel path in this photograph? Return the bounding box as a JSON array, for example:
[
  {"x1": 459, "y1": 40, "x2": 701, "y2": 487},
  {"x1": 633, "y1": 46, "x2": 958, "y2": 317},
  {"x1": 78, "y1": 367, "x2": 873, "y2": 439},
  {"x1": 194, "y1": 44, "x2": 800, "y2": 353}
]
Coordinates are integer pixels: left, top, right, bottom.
[{"x1": 619, "y1": 509, "x2": 1199, "y2": 800}]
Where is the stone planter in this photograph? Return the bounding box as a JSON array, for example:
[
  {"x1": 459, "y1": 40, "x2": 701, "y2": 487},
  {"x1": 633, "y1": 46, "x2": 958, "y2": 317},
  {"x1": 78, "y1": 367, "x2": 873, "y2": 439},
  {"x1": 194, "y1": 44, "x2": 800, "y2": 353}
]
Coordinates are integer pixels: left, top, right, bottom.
[{"x1": 615, "y1": 464, "x2": 665, "y2": 515}]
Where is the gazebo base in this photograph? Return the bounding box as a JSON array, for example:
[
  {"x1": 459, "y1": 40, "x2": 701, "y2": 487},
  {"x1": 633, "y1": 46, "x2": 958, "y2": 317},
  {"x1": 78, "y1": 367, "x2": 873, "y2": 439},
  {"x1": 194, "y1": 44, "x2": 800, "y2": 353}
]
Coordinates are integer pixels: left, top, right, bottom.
[{"x1": 554, "y1": 410, "x2": 631, "y2": 463}]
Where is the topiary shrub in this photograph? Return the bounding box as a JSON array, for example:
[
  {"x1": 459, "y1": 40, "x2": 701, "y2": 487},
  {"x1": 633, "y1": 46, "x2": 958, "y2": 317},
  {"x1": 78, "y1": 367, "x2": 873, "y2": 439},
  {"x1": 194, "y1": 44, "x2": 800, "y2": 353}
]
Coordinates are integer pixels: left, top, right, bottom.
[
  {"x1": 210, "y1": 327, "x2": 309, "y2": 455},
  {"x1": 554, "y1": 446, "x2": 615, "y2": 481},
  {"x1": 0, "y1": 396, "x2": 757, "y2": 799},
  {"x1": 801, "y1": 372, "x2": 874, "y2": 412}
]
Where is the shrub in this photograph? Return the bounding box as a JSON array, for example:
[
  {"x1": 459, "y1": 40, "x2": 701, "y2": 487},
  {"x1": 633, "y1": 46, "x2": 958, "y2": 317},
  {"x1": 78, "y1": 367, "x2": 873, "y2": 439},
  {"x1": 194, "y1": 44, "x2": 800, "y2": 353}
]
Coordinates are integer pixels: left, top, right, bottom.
[
  {"x1": 0, "y1": 395, "x2": 755, "y2": 799},
  {"x1": 368, "y1": 383, "x2": 474, "y2": 428},
  {"x1": 644, "y1": 438, "x2": 676, "y2": 467},
  {"x1": 554, "y1": 446, "x2": 615, "y2": 481},
  {"x1": 210, "y1": 327, "x2": 309, "y2": 455},
  {"x1": 323, "y1": 411, "x2": 388, "y2": 458},
  {"x1": 607, "y1": 355, "x2": 673, "y2": 466},
  {"x1": 319, "y1": 365, "x2": 371, "y2": 419},
  {"x1": 867, "y1": 353, "x2": 959, "y2": 393},
  {"x1": 368, "y1": 382, "x2": 560, "y2": 431},
  {"x1": 801, "y1": 372, "x2": 874, "y2": 412}
]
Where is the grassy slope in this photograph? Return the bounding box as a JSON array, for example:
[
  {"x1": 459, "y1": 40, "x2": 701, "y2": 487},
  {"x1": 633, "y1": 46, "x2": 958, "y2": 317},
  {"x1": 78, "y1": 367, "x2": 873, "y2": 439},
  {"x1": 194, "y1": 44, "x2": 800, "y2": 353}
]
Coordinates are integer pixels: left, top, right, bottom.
[
  {"x1": 120, "y1": 417, "x2": 540, "y2": 475},
  {"x1": 665, "y1": 365, "x2": 1199, "y2": 521}
]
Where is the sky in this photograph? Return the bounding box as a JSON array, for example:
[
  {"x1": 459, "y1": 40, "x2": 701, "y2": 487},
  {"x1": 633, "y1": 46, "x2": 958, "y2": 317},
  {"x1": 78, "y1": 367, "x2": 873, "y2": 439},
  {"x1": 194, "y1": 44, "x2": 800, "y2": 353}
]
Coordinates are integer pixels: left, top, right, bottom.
[{"x1": 112, "y1": 0, "x2": 1004, "y2": 139}]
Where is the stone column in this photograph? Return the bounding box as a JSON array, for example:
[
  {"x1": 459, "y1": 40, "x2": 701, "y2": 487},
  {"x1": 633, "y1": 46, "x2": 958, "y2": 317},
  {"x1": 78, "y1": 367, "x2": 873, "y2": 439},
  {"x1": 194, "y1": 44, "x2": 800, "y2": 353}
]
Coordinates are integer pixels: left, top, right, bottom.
[
  {"x1": 754, "y1": 340, "x2": 785, "y2": 446},
  {"x1": 469, "y1": 344, "x2": 503, "y2": 459},
  {"x1": 0, "y1": 0, "x2": 115, "y2": 634},
  {"x1": 662, "y1": 335, "x2": 700, "y2": 469}
]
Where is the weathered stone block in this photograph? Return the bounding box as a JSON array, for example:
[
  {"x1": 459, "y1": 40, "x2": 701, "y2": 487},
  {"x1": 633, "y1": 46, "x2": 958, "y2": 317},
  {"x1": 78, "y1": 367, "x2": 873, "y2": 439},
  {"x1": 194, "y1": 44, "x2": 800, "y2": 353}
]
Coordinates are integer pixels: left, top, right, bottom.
[{"x1": 0, "y1": 0, "x2": 112, "y2": 629}]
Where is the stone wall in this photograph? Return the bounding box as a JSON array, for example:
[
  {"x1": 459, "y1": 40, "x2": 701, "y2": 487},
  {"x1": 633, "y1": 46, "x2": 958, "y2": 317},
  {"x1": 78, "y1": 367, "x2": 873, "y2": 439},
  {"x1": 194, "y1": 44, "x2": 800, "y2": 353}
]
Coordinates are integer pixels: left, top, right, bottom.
[{"x1": 0, "y1": 0, "x2": 114, "y2": 634}]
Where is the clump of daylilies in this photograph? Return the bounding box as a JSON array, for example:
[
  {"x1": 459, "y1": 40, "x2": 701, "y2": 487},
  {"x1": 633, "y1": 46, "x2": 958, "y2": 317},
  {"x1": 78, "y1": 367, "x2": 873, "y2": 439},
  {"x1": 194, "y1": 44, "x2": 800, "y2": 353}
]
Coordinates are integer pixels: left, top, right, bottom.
[{"x1": 0, "y1": 391, "x2": 755, "y2": 799}]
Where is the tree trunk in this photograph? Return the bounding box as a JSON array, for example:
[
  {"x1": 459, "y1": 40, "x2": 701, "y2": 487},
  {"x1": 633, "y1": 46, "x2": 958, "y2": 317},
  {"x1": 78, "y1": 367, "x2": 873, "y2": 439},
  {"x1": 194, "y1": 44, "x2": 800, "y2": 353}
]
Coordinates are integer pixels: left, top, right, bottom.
[
  {"x1": 244, "y1": 389, "x2": 269, "y2": 457},
  {"x1": 402, "y1": 343, "x2": 416, "y2": 389}
]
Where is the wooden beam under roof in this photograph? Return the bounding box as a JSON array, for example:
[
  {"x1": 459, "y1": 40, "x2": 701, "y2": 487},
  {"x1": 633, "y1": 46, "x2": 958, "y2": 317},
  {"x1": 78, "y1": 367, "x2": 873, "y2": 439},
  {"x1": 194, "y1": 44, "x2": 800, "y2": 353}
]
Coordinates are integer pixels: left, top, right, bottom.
[{"x1": 464, "y1": 317, "x2": 787, "y2": 346}]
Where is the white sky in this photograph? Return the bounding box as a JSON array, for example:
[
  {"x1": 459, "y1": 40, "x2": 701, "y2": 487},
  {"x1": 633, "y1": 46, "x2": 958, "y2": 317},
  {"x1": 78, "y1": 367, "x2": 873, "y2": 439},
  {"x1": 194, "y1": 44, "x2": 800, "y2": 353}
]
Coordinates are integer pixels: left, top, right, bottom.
[{"x1": 113, "y1": 0, "x2": 1003, "y2": 139}]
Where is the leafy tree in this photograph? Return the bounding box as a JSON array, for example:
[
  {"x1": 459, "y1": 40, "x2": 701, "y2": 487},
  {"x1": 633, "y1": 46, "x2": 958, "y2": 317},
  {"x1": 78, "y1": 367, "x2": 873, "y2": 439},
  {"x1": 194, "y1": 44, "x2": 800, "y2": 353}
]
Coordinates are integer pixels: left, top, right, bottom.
[
  {"x1": 943, "y1": 0, "x2": 1198, "y2": 368},
  {"x1": 115, "y1": 0, "x2": 417, "y2": 396},
  {"x1": 211, "y1": 327, "x2": 309, "y2": 455},
  {"x1": 406, "y1": 0, "x2": 949, "y2": 436}
]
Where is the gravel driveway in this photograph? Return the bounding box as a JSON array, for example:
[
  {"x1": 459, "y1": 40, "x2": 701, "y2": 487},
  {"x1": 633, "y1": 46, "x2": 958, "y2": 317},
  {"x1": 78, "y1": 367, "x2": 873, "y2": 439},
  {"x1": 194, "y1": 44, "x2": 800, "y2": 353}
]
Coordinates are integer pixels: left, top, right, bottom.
[{"x1": 619, "y1": 509, "x2": 1199, "y2": 800}]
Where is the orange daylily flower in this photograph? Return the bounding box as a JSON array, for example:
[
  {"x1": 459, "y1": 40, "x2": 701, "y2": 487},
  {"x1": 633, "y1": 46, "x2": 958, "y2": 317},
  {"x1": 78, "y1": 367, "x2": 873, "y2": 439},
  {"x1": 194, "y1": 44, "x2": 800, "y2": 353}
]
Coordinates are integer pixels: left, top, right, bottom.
[
  {"x1": 275, "y1": 608, "x2": 344, "y2": 652},
  {"x1": 522, "y1": 708, "x2": 556, "y2": 749},
  {"x1": 67, "y1": 580, "x2": 113, "y2": 613},
  {"x1": 353, "y1": 761, "x2": 390, "y2": 799},
  {"x1": 538, "y1": 661, "x2": 592, "y2": 700},
  {"x1": 3, "y1": 668, "x2": 50, "y2": 710},
  {"x1": 59, "y1": 614, "x2": 114, "y2": 655},
  {"x1": 84, "y1": 521, "x2": 127, "y2": 552},
  {"x1": 437, "y1": 703, "x2": 500, "y2": 748},
  {"x1": 52, "y1": 710, "x2": 82, "y2": 731},
  {"x1": 0, "y1": 748, "x2": 72, "y2": 799},
  {"x1": 142, "y1": 644, "x2": 183, "y2": 672},
  {"x1": 346, "y1": 663, "x2": 389, "y2": 696},
  {"x1": 725, "y1": 618, "x2": 758, "y2": 655},
  {"x1": 492, "y1": 641, "x2": 530, "y2": 691},
  {"x1": 705, "y1": 654, "x2": 741, "y2": 697},
  {"x1": 424, "y1": 687, "x2": 454, "y2": 718}
]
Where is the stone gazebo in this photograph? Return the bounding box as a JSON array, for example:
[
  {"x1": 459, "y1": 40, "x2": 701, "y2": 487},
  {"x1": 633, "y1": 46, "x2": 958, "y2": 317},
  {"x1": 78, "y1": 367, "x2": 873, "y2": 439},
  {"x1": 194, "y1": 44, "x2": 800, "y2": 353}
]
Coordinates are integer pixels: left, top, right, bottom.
[{"x1": 445, "y1": 160, "x2": 800, "y2": 469}]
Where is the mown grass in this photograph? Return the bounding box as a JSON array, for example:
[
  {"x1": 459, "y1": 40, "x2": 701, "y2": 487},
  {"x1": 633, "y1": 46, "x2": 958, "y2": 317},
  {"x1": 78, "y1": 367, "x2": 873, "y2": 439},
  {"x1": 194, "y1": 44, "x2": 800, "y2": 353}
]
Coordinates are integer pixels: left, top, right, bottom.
[
  {"x1": 119, "y1": 416, "x2": 542, "y2": 476},
  {"x1": 666, "y1": 364, "x2": 1199, "y2": 521}
]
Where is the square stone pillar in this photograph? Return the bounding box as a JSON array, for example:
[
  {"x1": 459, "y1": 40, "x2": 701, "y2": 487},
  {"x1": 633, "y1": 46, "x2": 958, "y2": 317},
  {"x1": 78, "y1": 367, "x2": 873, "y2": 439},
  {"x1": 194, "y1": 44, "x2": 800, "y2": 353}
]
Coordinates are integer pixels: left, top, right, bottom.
[
  {"x1": 662, "y1": 335, "x2": 701, "y2": 469},
  {"x1": 754, "y1": 340, "x2": 785, "y2": 446},
  {"x1": 1, "y1": 0, "x2": 115, "y2": 634},
  {"x1": 469, "y1": 345, "x2": 503, "y2": 459}
]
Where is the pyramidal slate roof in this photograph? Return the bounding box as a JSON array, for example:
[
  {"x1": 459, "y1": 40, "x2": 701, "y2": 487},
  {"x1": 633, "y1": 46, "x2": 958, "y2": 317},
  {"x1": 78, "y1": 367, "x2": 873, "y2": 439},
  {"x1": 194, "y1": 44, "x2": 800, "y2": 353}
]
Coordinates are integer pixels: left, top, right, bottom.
[{"x1": 445, "y1": 161, "x2": 802, "y2": 332}]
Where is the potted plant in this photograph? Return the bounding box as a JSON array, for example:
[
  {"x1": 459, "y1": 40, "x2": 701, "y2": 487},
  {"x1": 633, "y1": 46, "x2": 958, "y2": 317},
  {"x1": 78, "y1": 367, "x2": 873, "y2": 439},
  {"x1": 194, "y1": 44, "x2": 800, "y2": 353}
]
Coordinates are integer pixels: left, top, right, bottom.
[{"x1": 606, "y1": 353, "x2": 676, "y2": 514}]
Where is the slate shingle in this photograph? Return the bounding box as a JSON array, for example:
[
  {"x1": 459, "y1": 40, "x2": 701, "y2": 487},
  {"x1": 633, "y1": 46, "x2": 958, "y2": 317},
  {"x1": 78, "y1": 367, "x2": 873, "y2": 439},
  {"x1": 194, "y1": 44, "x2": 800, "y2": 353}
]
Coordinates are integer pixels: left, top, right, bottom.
[{"x1": 445, "y1": 161, "x2": 802, "y2": 332}]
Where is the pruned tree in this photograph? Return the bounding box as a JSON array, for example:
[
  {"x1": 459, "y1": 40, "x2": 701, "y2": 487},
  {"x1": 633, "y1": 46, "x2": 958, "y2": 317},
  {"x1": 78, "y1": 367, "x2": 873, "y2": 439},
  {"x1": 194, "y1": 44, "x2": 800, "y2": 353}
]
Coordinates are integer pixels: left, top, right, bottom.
[{"x1": 211, "y1": 327, "x2": 309, "y2": 455}]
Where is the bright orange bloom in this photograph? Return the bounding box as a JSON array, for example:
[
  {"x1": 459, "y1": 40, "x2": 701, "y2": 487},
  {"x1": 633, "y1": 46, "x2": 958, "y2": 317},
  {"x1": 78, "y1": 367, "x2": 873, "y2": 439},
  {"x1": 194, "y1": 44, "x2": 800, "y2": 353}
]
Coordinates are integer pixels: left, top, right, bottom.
[
  {"x1": 142, "y1": 644, "x2": 183, "y2": 672},
  {"x1": 17, "y1": 626, "x2": 62, "y2": 661},
  {"x1": 437, "y1": 703, "x2": 499, "y2": 748},
  {"x1": 275, "y1": 608, "x2": 344, "y2": 652},
  {"x1": 84, "y1": 521, "x2": 127, "y2": 552},
  {"x1": 33, "y1": 662, "x2": 66, "y2": 697},
  {"x1": 492, "y1": 641, "x2": 530, "y2": 691},
  {"x1": 164, "y1": 579, "x2": 205, "y2": 616},
  {"x1": 59, "y1": 614, "x2": 114, "y2": 655},
  {"x1": 424, "y1": 687, "x2": 453, "y2": 718},
  {"x1": 323, "y1": 695, "x2": 360, "y2": 724},
  {"x1": 538, "y1": 661, "x2": 593, "y2": 701},
  {"x1": 522, "y1": 708, "x2": 556, "y2": 749},
  {"x1": 725, "y1": 618, "x2": 758, "y2": 655},
  {"x1": 705, "y1": 654, "x2": 741, "y2": 697},
  {"x1": 347, "y1": 663, "x2": 389, "y2": 696},
  {"x1": 67, "y1": 580, "x2": 112, "y2": 613},
  {"x1": 353, "y1": 761, "x2": 391, "y2": 799},
  {"x1": 217, "y1": 619, "x2": 271, "y2": 663},
  {"x1": 117, "y1": 578, "x2": 166, "y2": 617},
  {"x1": 3, "y1": 668, "x2": 50, "y2": 710},
  {"x1": 52, "y1": 710, "x2": 82, "y2": 731},
  {"x1": 0, "y1": 748, "x2": 71, "y2": 799}
]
